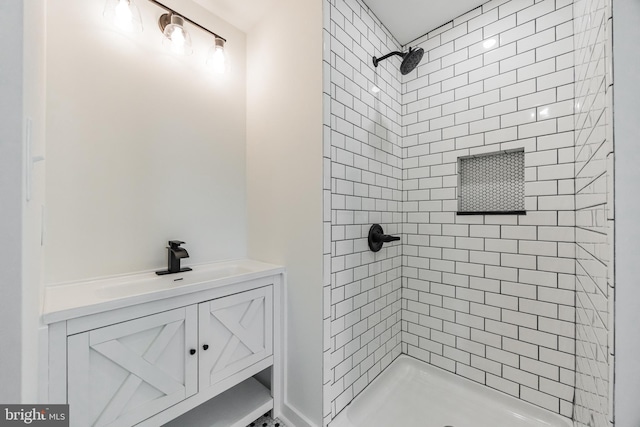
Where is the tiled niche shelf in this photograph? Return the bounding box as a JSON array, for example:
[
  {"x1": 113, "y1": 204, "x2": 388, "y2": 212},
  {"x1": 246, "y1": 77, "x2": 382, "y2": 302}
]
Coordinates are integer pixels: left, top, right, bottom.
[{"x1": 457, "y1": 149, "x2": 526, "y2": 216}]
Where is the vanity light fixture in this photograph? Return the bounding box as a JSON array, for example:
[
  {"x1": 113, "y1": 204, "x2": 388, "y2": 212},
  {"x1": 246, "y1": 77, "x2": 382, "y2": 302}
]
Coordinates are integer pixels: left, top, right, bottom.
[
  {"x1": 103, "y1": 0, "x2": 143, "y2": 33},
  {"x1": 151, "y1": 0, "x2": 227, "y2": 69},
  {"x1": 104, "y1": 0, "x2": 228, "y2": 72},
  {"x1": 159, "y1": 13, "x2": 193, "y2": 55}
]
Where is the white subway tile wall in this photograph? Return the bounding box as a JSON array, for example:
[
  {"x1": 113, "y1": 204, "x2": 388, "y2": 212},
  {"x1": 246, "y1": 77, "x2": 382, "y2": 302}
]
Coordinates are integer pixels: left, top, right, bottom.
[
  {"x1": 323, "y1": 0, "x2": 403, "y2": 425},
  {"x1": 323, "y1": 0, "x2": 614, "y2": 425},
  {"x1": 402, "y1": 0, "x2": 576, "y2": 418},
  {"x1": 572, "y1": 0, "x2": 614, "y2": 425}
]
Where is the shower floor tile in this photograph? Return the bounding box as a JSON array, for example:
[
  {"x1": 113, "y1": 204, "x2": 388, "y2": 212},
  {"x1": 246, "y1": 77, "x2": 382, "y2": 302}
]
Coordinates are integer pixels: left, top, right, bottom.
[{"x1": 247, "y1": 412, "x2": 285, "y2": 427}]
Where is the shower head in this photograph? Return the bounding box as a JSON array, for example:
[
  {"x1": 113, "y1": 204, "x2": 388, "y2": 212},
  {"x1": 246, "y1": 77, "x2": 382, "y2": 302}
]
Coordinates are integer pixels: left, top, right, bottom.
[
  {"x1": 372, "y1": 47, "x2": 424, "y2": 75},
  {"x1": 400, "y1": 47, "x2": 424, "y2": 75}
]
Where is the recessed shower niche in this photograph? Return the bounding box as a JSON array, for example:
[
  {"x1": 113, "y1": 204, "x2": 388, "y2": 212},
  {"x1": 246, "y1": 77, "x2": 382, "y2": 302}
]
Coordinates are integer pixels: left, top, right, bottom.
[{"x1": 457, "y1": 150, "x2": 526, "y2": 215}]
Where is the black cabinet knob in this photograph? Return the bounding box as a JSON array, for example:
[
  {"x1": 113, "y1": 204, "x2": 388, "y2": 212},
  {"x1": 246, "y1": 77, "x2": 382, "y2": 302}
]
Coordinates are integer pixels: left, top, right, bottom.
[
  {"x1": 189, "y1": 349, "x2": 196, "y2": 355},
  {"x1": 203, "y1": 344, "x2": 209, "y2": 351}
]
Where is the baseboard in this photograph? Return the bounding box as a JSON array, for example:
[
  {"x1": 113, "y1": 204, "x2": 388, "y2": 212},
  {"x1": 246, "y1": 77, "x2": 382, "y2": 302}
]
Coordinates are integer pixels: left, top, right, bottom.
[{"x1": 278, "y1": 400, "x2": 319, "y2": 427}]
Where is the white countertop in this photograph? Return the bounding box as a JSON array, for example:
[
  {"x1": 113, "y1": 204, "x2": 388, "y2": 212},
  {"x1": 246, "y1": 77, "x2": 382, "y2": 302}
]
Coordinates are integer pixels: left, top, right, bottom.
[{"x1": 42, "y1": 259, "x2": 284, "y2": 324}]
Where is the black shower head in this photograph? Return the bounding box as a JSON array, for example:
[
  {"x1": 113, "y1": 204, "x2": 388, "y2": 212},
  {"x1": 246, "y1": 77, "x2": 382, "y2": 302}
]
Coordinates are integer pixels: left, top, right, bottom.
[
  {"x1": 372, "y1": 47, "x2": 425, "y2": 75},
  {"x1": 400, "y1": 47, "x2": 424, "y2": 75}
]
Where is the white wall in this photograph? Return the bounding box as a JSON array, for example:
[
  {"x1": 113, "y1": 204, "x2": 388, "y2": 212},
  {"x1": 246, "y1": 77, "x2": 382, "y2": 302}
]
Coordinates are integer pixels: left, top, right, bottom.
[
  {"x1": 0, "y1": 0, "x2": 25, "y2": 403},
  {"x1": 22, "y1": 0, "x2": 48, "y2": 402},
  {"x1": 0, "y1": 0, "x2": 48, "y2": 404},
  {"x1": 246, "y1": 0, "x2": 324, "y2": 424},
  {"x1": 44, "y1": 0, "x2": 248, "y2": 284},
  {"x1": 613, "y1": 0, "x2": 640, "y2": 424}
]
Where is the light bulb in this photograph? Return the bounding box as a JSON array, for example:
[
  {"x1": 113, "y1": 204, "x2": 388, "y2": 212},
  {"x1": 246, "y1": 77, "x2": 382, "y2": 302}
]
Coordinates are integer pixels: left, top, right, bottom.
[
  {"x1": 104, "y1": 0, "x2": 142, "y2": 33},
  {"x1": 114, "y1": 0, "x2": 133, "y2": 31},
  {"x1": 209, "y1": 47, "x2": 226, "y2": 73},
  {"x1": 371, "y1": 85, "x2": 381, "y2": 94},
  {"x1": 171, "y1": 28, "x2": 186, "y2": 54},
  {"x1": 207, "y1": 37, "x2": 227, "y2": 74}
]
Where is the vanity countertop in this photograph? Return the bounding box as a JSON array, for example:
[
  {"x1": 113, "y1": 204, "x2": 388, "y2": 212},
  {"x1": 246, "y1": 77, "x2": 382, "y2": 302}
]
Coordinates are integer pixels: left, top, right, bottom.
[{"x1": 42, "y1": 259, "x2": 284, "y2": 324}]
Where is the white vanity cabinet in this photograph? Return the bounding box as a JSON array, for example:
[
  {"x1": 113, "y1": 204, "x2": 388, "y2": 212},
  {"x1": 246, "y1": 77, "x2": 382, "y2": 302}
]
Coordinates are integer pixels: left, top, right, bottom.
[{"x1": 42, "y1": 260, "x2": 283, "y2": 427}]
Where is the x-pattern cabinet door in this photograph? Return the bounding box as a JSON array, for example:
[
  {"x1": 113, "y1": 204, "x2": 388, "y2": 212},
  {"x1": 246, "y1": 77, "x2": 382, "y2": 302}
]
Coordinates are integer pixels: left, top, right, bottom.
[
  {"x1": 198, "y1": 286, "x2": 273, "y2": 389},
  {"x1": 67, "y1": 306, "x2": 198, "y2": 427}
]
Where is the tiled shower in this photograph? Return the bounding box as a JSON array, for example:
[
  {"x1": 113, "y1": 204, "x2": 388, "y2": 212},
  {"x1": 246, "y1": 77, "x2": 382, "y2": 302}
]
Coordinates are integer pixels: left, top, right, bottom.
[
  {"x1": 323, "y1": 0, "x2": 404, "y2": 422},
  {"x1": 573, "y1": 0, "x2": 614, "y2": 424},
  {"x1": 322, "y1": 0, "x2": 614, "y2": 425}
]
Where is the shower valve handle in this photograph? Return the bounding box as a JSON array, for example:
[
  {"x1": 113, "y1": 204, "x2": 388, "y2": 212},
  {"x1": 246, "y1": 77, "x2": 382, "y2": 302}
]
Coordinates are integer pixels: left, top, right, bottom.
[
  {"x1": 376, "y1": 233, "x2": 401, "y2": 243},
  {"x1": 368, "y1": 224, "x2": 400, "y2": 252}
]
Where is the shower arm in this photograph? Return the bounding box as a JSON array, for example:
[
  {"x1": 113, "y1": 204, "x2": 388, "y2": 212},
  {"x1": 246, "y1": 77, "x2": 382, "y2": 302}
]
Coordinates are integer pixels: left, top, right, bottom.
[{"x1": 373, "y1": 49, "x2": 410, "y2": 67}]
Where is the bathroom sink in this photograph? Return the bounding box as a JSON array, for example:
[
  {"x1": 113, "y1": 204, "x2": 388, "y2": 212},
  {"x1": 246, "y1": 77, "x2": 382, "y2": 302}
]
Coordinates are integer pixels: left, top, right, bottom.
[
  {"x1": 42, "y1": 259, "x2": 284, "y2": 324},
  {"x1": 96, "y1": 265, "x2": 253, "y2": 299}
]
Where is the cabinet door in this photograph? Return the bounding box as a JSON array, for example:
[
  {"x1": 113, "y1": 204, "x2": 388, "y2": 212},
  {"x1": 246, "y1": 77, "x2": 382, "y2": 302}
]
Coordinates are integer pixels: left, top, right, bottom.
[
  {"x1": 67, "y1": 306, "x2": 198, "y2": 427},
  {"x1": 199, "y1": 286, "x2": 273, "y2": 389}
]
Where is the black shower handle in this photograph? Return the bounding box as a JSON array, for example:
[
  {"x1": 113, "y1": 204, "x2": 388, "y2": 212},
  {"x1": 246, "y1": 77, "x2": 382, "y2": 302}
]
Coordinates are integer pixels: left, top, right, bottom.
[
  {"x1": 375, "y1": 233, "x2": 400, "y2": 243},
  {"x1": 368, "y1": 224, "x2": 400, "y2": 252}
]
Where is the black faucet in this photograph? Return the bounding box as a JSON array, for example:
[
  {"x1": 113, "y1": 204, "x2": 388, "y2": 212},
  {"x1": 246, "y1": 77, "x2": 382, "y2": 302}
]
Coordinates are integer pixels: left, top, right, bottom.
[{"x1": 156, "y1": 240, "x2": 192, "y2": 275}]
